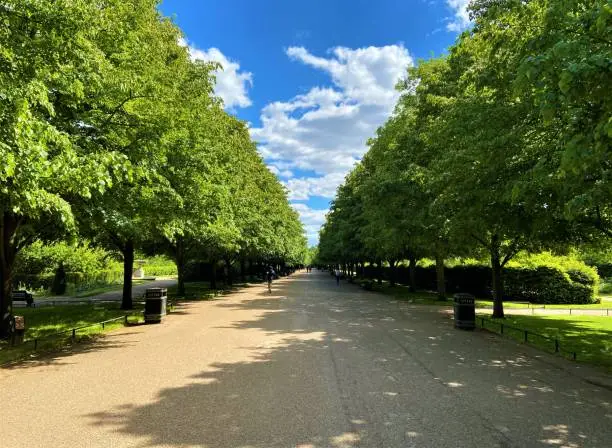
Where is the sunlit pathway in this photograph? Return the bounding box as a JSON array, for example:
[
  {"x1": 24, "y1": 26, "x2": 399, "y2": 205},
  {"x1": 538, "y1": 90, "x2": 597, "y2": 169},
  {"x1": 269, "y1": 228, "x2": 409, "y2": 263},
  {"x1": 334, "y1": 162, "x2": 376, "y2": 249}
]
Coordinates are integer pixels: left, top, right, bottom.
[{"x1": 1, "y1": 270, "x2": 611, "y2": 447}]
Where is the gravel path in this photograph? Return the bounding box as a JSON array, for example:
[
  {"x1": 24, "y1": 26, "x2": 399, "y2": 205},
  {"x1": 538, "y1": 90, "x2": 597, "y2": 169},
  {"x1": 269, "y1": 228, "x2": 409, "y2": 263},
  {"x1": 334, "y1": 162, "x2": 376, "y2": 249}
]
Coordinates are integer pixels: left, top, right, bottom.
[{"x1": 1, "y1": 270, "x2": 611, "y2": 447}]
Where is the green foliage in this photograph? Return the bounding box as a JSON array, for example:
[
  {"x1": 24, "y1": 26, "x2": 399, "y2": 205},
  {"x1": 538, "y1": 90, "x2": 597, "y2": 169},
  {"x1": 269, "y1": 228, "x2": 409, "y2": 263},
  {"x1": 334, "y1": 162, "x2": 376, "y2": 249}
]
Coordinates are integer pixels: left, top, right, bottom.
[
  {"x1": 318, "y1": 0, "x2": 610, "y2": 317},
  {"x1": 14, "y1": 241, "x2": 120, "y2": 278},
  {"x1": 139, "y1": 255, "x2": 177, "y2": 277},
  {"x1": 0, "y1": 0, "x2": 306, "y2": 321}
]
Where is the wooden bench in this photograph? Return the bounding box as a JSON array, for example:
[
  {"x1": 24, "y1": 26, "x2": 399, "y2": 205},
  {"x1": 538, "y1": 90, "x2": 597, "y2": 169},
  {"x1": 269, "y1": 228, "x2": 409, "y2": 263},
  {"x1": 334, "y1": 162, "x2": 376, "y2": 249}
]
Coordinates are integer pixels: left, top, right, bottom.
[{"x1": 11, "y1": 290, "x2": 34, "y2": 307}]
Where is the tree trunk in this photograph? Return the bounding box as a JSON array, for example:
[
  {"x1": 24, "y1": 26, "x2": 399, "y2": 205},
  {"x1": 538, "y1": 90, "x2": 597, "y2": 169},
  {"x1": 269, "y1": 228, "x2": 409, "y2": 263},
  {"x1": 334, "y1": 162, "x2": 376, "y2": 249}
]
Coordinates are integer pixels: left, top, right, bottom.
[
  {"x1": 408, "y1": 254, "x2": 417, "y2": 292},
  {"x1": 175, "y1": 237, "x2": 186, "y2": 297},
  {"x1": 210, "y1": 260, "x2": 217, "y2": 290},
  {"x1": 435, "y1": 254, "x2": 446, "y2": 300},
  {"x1": 490, "y1": 234, "x2": 504, "y2": 318},
  {"x1": 225, "y1": 257, "x2": 233, "y2": 286},
  {"x1": 0, "y1": 213, "x2": 18, "y2": 337},
  {"x1": 389, "y1": 260, "x2": 397, "y2": 287},
  {"x1": 121, "y1": 239, "x2": 134, "y2": 310}
]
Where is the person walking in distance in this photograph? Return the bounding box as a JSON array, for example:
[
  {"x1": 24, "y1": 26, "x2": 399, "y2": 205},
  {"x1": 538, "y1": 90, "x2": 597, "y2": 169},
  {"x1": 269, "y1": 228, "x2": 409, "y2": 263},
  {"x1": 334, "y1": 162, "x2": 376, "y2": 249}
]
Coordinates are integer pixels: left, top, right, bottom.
[
  {"x1": 334, "y1": 267, "x2": 341, "y2": 286},
  {"x1": 266, "y1": 265, "x2": 275, "y2": 293}
]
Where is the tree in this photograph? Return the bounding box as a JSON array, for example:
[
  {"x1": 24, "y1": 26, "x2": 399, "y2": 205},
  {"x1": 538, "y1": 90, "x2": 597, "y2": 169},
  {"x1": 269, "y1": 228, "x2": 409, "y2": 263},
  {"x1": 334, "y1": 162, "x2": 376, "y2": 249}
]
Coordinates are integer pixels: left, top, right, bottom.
[{"x1": 0, "y1": 0, "x2": 129, "y2": 334}]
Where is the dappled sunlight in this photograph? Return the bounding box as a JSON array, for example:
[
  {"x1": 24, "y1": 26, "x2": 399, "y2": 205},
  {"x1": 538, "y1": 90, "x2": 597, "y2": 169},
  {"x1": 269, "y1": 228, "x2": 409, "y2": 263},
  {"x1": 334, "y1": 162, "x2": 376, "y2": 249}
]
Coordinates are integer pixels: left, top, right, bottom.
[
  {"x1": 329, "y1": 432, "x2": 360, "y2": 447},
  {"x1": 539, "y1": 424, "x2": 588, "y2": 448}
]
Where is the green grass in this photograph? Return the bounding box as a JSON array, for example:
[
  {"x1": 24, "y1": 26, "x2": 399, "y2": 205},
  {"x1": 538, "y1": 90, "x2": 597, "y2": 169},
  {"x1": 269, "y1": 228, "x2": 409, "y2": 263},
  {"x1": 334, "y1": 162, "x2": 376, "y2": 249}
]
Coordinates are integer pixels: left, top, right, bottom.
[
  {"x1": 481, "y1": 314, "x2": 612, "y2": 371},
  {"x1": 475, "y1": 297, "x2": 612, "y2": 310},
  {"x1": 0, "y1": 303, "x2": 143, "y2": 365},
  {"x1": 166, "y1": 281, "x2": 216, "y2": 300},
  {"x1": 72, "y1": 279, "x2": 150, "y2": 298},
  {"x1": 166, "y1": 280, "x2": 254, "y2": 301},
  {"x1": 360, "y1": 281, "x2": 612, "y2": 310}
]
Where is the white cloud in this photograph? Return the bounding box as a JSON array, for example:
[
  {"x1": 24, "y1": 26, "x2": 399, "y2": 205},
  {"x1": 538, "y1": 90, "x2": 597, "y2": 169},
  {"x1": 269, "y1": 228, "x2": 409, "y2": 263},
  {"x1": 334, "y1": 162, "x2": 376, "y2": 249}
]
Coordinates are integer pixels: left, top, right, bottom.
[
  {"x1": 180, "y1": 38, "x2": 253, "y2": 109},
  {"x1": 251, "y1": 44, "x2": 413, "y2": 244},
  {"x1": 284, "y1": 173, "x2": 346, "y2": 201},
  {"x1": 268, "y1": 164, "x2": 294, "y2": 179},
  {"x1": 446, "y1": 0, "x2": 471, "y2": 32},
  {"x1": 291, "y1": 203, "x2": 328, "y2": 244},
  {"x1": 251, "y1": 45, "x2": 412, "y2": 178}
]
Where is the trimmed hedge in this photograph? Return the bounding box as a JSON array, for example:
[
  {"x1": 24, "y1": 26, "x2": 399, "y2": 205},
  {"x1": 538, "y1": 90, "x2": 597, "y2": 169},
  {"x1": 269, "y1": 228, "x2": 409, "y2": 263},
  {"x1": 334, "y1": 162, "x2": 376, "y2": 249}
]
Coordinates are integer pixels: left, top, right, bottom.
[{"x1": 359, "y1": 258, "x2": 599, "y2": 304}]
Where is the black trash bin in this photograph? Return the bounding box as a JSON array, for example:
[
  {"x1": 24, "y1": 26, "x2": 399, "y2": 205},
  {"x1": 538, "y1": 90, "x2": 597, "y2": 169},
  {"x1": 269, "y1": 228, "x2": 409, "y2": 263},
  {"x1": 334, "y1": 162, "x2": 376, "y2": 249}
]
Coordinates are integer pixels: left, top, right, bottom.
[
  {"x1": 453, "y1": 293, "x2": 475, "y2": 330},
  {"x1": 12, "y1": 316, "x2": 25, "y2": 345},
  {"x1": 144, "y1": 288, "x2": 167, "y2": 324}
]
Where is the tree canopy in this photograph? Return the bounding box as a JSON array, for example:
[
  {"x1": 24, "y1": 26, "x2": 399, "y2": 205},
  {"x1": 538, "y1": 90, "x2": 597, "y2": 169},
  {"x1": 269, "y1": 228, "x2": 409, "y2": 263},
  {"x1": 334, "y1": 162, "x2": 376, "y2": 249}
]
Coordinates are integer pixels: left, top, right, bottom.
[
  {"x1": 318, "y1": 0, "x2": 611, "y2": 317},
  {"x1": 0, "y1": 0, "x2": 306, "y2": 334}
]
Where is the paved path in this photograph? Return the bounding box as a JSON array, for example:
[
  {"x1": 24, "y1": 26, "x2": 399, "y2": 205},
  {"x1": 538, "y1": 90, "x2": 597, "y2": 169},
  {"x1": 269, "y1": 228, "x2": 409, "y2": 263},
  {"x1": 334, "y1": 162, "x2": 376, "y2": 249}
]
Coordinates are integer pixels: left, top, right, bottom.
[
  {"x1": 24, "y1": 278, "x2": 177, "y2": 307},
  {"x1": 1, "y1": 271, "x2": 611, "y2": 447}
]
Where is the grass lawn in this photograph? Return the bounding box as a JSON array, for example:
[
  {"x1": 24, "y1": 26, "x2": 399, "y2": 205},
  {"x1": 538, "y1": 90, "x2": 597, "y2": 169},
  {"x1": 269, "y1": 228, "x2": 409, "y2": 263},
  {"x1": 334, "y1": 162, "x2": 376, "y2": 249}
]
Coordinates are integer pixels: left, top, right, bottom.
[
  {"x1": 73, "y1": 279, "x2": 150, "y2": 298},
  {"x1": 360, "y1": 282, "x2": 612, "y2": 310},
  {"x1": 482, "y1": 314, "x2": 612, "y2": 371},
  {"x1": 0, "y1": 303, "x2": 143, "y2": 365},
  {"x1": 166, "y1": 280, "x2": 255, "y2": 301}
]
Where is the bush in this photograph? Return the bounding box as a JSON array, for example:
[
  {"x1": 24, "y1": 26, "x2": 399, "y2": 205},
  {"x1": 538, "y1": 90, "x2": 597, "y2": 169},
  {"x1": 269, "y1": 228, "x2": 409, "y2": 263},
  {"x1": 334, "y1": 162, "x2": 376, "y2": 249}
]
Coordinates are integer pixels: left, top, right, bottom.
[
  {"x1": 138, "y1": 255, "x2": 177, "y2": 277},
  {"x1": 358, "y1": 252, "x2": 599, "y2": 304},
  {"x1": 13, "y1": 241, "x2": 123, "y2": 293},
  {"x1": 14, "y1": 241, "x2": 121, "y2": 278}
]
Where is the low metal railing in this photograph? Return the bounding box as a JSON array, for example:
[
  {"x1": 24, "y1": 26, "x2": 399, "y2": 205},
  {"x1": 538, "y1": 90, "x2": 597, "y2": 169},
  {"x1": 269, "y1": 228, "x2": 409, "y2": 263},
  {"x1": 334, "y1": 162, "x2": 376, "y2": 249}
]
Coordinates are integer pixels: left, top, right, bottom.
[{"x1": 478, "y1": 316, "x2": 577, "y2": 361}]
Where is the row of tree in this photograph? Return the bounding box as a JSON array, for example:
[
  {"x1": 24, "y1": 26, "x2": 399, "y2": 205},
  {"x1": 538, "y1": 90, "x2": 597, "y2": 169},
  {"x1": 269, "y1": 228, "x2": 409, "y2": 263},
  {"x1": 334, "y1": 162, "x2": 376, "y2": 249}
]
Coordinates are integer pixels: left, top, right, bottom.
[
  {"x1": 317, "y1": 0, "x2": 610, "y2": 318},
  {"x1": 0, "y1": 0, "x2": 307, "y2": 335}
]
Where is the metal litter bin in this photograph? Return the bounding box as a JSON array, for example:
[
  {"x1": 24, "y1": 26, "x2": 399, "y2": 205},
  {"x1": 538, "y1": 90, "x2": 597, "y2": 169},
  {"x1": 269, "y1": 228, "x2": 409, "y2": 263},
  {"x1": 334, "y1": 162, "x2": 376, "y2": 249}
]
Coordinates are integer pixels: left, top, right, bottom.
[
  {"x1": 12, "y1": 315, "x2": 25, "y2": 345},
  {"x1": 453, "y1": 293, "x2": 475, "y2": 330},
  {"x1": 144, "y1": 288, "x2": 167, "y2": 323}
]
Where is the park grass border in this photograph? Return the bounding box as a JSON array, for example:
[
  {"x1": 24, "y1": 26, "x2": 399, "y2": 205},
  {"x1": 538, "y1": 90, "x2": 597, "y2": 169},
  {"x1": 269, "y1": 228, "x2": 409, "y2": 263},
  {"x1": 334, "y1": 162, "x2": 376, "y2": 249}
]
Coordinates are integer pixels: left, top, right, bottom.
[
  {"x1": 0, "y1": 312, "x2": 145, "y2": 366},
  {"x1": 477, "y1": 315, "x2": 577, "y2": 361}
]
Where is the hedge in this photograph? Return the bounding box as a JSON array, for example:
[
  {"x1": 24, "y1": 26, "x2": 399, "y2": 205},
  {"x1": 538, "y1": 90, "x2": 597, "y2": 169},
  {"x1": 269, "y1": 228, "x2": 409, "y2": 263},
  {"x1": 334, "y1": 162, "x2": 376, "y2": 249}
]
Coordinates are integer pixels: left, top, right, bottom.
[
  {"x1": 13, "y1": 270, "x2": 124, "y2": 293},
  {"x1": 358, "y1": 260, "x2": 599, "y2": 305}
]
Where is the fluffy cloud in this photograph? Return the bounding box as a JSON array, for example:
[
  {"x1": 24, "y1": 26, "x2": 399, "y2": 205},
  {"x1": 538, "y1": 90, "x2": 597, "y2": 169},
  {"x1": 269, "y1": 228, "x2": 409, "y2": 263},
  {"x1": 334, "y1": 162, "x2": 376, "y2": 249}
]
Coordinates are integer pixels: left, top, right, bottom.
[
  {"x1": 291, "y1": 203, "x2": 328, "y2": 244},
  {"x1": 251, "y1": 45, "x2": 412, "y2": 188},
  {"x1": 284, "y1": 173, "x2": 346, "y2": 201},
  {"x1": 446, "y1": 0, "x2": 471, "y2": 32},
  {"x1": 181, "y1": 39, "x2": 253, "y2": 109}
]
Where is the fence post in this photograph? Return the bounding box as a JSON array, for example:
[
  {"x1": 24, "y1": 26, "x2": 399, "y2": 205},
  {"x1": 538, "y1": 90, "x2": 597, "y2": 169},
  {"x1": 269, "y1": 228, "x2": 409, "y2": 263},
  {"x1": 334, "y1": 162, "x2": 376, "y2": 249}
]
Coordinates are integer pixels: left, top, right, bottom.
[
  {"x1": 573, "y1": 352, "x2": 576, "y2": 361},
  {"x1": 532, "y1": 307, "x2": 534, "y2": 315},
  {"x1": 72, "y1": 328, "x2": 76, "y2": 342},
  {"x1": 34, "y1": 339, "x2": 38, "y2": 350},
  {"x1": 524, "y1": 330, "x2": 528, "y2": 343},
  {"x1": 102, "y1": 322, "x2": 105, "y2": 330},
  {"x1": 555, "y1": 339, "x2": 559, "y2": 353},
  {"x1": 124, "y1": 314, "x2": 129, "y2": 325},
  {"x1": 569, "y1": 308, "x2": 572, "y2": 315},
  {"x1": 500, "y1": 323, "x2": 504, "y2": 335}
]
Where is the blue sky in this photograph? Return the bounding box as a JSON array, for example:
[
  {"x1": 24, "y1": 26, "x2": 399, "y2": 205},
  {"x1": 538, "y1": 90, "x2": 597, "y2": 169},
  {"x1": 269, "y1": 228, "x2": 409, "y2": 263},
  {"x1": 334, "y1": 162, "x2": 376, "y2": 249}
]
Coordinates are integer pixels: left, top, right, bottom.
[{"x1": 159, "y1": 0, "x2": 470, "y2": 245}]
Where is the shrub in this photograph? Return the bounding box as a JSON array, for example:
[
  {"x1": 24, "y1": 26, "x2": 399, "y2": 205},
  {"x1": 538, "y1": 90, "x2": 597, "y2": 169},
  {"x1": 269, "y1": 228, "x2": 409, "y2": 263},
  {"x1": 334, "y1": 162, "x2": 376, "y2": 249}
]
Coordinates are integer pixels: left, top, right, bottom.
[
  {"x1": 14, "y1": 241, "x2": 121, "y2": 277},
  {"x1": 359, "y1": 252, "x2": 599, "y2": 304},
  {"x1": 138, "y1": 255, "x2": 177, "y2": 277}
]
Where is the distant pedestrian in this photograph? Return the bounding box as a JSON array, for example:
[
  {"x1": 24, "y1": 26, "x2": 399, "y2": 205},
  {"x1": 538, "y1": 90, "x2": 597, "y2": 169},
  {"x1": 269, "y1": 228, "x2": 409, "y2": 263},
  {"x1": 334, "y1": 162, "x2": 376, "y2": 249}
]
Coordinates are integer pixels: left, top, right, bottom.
[{"x1": 334, "y1": 268, "x2": 341, "y2": 286}]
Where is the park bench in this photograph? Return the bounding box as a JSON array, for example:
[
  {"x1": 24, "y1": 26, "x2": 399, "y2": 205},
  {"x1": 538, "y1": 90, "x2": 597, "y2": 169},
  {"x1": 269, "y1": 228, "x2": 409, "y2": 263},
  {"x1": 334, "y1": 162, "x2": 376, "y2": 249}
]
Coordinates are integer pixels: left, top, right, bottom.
[{"x1": 11, "y1": 290, "x2": 34, "y2": 307}]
